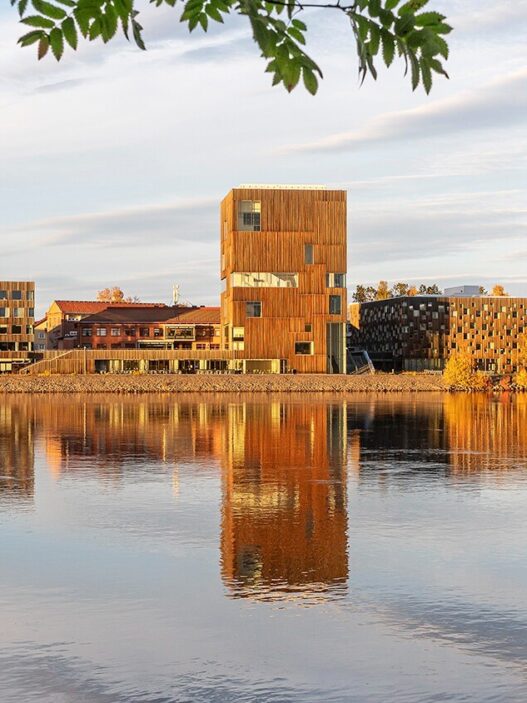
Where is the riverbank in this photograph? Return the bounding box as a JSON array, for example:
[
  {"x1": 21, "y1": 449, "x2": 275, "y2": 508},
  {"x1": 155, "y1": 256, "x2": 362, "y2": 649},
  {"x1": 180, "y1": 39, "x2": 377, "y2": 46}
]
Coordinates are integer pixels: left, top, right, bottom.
[{"x1": 0, "y1": 373, "x2": 446, "y2": 394}]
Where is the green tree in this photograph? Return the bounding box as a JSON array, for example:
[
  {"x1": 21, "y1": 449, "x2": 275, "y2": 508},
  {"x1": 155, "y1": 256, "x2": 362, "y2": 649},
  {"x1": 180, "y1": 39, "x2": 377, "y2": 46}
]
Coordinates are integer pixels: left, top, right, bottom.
[
  {"x1": 365, "y1": 285, "x2": 377, "y2": 302},
  {"x1": 11, "y1": 0, "x2": 451, "y2": 94}
]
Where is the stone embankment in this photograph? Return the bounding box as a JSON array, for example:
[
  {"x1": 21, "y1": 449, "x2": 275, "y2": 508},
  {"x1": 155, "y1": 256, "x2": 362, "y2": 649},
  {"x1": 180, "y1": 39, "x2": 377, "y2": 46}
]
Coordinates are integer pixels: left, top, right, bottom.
[{"x1": 0, "y1": 373, "x2": 446, "y2": 394}]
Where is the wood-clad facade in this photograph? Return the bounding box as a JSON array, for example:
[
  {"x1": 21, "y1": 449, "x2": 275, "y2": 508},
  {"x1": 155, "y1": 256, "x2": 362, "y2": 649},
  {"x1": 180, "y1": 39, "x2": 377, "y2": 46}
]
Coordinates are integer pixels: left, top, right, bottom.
[
  {"x1": 0, "y1": 281, "x2": 35, "y2": 373},
  {"x1": 220, "y1": 186, "x2": 347, "y2": 373}
]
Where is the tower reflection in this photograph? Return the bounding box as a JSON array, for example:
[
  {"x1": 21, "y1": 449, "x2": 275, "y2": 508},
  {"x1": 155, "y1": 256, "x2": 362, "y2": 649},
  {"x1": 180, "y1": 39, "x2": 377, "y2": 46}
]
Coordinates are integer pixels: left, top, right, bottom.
[
  {"x1": 220, "y1": 400, "x2": 349, "y2": 600},
  {"x1": 0, "y1": 398, "x2": 34, "y2": 502}
]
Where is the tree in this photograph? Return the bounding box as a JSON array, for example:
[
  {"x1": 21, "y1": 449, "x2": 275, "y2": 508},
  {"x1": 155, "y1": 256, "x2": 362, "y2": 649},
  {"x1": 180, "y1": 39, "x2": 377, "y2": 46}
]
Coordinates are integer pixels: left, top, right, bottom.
[
  {"x1": 491, "y1": 284, "x2": 508, "y2": 297},
  {"x1": 479, "y1": 286, "x2": 488, "y2": 295},
  {"x1": 11, "y1": 0, "x2": 452, "y2": 95},
  {"x1": 443, "y1": 352, "x2": 489, "y2": 391},
  {"x1": 96, "y1": 286, "x2": 140, "y2": 302},
  {"x1": 376, "y1": 280, "x2": 391, "y2": 300},
  {"x1": 407, "y1": 285, "x2": 418, "y2": 296},
  {"x1": 392, "y1": 282, "x2": 409, "y2": 297},
  {"x1": 352, "y1": 284, "x2": 368, "y2": 303}
]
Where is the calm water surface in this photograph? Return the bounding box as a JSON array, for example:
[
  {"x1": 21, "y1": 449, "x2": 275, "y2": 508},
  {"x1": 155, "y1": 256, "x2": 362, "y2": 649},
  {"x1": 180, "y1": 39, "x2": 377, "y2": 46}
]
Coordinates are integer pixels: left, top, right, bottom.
[{"x1": 1, "y1": 393, "x2": 527, "y2": 702}]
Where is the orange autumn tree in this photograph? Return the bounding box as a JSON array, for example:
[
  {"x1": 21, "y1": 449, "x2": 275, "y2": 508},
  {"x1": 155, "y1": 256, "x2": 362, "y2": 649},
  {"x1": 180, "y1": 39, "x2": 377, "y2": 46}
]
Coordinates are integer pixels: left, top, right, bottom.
[
  {"x1": 96, "y1": 287, "x2": 140, "y2": 303},
  {"x1": 443, "y1": 351, "x2": 489, "y2": 391},
  {"x1": 515, "y1": 333, "x2": 527, "y2": 389}
]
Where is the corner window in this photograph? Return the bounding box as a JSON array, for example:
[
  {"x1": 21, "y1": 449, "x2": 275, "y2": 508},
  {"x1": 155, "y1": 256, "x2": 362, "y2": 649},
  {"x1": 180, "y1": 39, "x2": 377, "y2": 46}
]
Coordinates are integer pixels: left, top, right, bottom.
[
  {"x1": 295, "y1": 341, "x2": 314, "y2": 355},
  {"x1": 304, "y1": 244, "x2": 314, "y2": 264},
  {"x1": 237, "y1": 200, "x2": 261, "y2": 231},
  {"x1": 246, "y1": 301, "x2": 262, "y2": 318},
  {"x1": 329, "y1": 295, "x2": 341, "y2": 315}
]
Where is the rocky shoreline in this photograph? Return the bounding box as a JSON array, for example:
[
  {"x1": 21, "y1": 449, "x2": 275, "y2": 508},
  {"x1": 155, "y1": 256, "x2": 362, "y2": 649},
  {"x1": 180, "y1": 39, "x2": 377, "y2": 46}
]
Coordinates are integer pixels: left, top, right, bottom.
[{"x1": 0, "y1": 373, "x2": 446, "y2": 394}]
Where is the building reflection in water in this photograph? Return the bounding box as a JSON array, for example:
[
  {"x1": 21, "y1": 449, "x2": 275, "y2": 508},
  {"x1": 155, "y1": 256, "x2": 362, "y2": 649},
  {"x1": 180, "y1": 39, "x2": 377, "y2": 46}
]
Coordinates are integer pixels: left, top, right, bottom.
[
  {"x1": 0, "y1": 398, "x2": 34, "y2": 502},
  {"x1": 220, "y1": 401, "x2": 349, "y2": 601},
  {"x1": 2, "y1": 393, "x2": 527, "y2": 600}
]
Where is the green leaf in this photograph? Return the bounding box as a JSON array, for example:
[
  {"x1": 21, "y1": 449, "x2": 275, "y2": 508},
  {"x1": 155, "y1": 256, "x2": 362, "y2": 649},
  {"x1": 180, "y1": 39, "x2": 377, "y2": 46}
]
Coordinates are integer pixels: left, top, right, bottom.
[
  {"x1": 18, "y1": 29, "x2": 44, "y2": 46},
  {"x1": 31, "y1": 0, "x2": 67, "y2": 20},
  {"x1": 420, "y1": 57, "x2": 432, "y2": 93},
  {"x1": 21, "y1": 14, "x2": 55, "y2": 28},
  {"x1": 385, "y1": 0, "x2": 399, "y2": 9},
  {"x1": 205, "y1": 4, "x2": 223, "y2": 22},
  {"x1": 381, "y1": 28, "x2": 394, "y2": 66},
  {"x1": 49, "y1": 26, "x2": 64, "y2": 58},
  {"x1": 302, "y1": 66, "x2": 318, "y2": 95},
  {"x1": 62, "y1": 16, "x2": 78, "y2": 48}
]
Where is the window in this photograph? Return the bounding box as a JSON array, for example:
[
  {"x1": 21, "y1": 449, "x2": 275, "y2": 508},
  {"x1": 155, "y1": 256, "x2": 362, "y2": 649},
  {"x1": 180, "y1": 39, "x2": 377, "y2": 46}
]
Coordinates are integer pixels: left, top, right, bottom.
[
  {"x1": 37, "y1": 332, "x2": 45, "y2": 339},
  {"x1": 0, "y1": 326, "x2": 7, "y2": 334},
  {"x1": 124, "y1": 328, "x2": 136, "y2": 336},
  {"x1": 11, "y1": 290, "x2": 22, "y2": 300},
  {"x1": 304, "y1": 244, "x2": 314, "y2": 264},
  {"x1": 26, "y1": 326, "x2": 33, "y2": 335},
  {"x1": 295, "y1": 341, "x2": 314, "y2": 355},
  {"x1": 326, "y1": 273, "x2": 346, "y2": 288},
  {"x1": 11, "y1": 325, "x2": 22, "y2": 334},
  {"x1": 0, "y1": 291, "x2": 6, "y2": 300},
  {"x1": 140, "y1": 327, "x2": 150, "y2": 337},
  {"x1": 82, "y1": 328, "x2": 92, "y2": 337},
  {"x1": 13, "y1": 308, "x2": 24, "y2": 318},
  {"x1": 329, "y1": 295, "x2": 341, "y2": 315},
  {"x1": 27, "y1": 290, "x2": 34, "y2": 301},
  {"x1": 28, "y1": 308, "x2": 34, "y2": 318},
  {"x1": 237, "y1": 200, "x2": 261, "y2": 231},
  {"x1": 232, "y1": 326, "x2": 245, "y2": 341},
  {"x1": 154, "y1": 328, "x2": 163, "y2": 337},
  {"x1": 96, "y1": 328, "x2": 107, "y2": 336},
  {"x1": 231, "y1": 272, "x2": 298, "y2": 288},
  {"x1": 305, "y1": 324, "x2": 312, "y2": 333},
  {"x1": 246, "y1": 301, "x2": 262, "y2": 318},
  {"x1": 0, "y1": 308, "x2": 7, "y2": 317},
  {"x1": 111, "y1": 328, "x2": 120, "y2": 336}
]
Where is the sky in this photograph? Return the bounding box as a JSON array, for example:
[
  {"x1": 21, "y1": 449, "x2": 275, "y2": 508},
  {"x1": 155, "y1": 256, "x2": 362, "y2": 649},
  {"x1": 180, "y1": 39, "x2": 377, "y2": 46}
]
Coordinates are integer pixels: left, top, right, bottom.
[{"x1": 1, "y1": 0, "x2": 527, "y2": 316}]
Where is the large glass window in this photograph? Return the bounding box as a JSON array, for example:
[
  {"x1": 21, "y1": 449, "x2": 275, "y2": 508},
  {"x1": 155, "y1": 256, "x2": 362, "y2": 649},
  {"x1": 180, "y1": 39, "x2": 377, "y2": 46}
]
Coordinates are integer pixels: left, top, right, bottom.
[
  {"x1": 231, "y1": 272, "x2": 298, "y2": 288},
  {"x1": 246, "y1": 301, "x2": 262, "y2": 318},
  {"x1": 295, "y1": 342, "x2": 314, "y2": 355},
  {"x1": 326, "y1": 273, "x2": 346, "y2": 288},
  {"x1": 329, "y1": 295, "x2": 342, "y2": 315},
  {"x1": 305, "y1": 244, "x2": 314, "y2": 264},
  {"x1": 237, "y1": 200, "x2": 261, "y2": 231}
]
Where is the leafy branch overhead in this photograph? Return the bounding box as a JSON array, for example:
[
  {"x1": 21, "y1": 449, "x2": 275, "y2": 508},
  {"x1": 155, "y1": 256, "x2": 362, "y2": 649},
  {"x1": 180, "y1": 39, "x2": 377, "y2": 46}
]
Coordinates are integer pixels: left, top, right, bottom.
[{"x1": 12, "y1": 0, "x2": 451, "y2": 94}]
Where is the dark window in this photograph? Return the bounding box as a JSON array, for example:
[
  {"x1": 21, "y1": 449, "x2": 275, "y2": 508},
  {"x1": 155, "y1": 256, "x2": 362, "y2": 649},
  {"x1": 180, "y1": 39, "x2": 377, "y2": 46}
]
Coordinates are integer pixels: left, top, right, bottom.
[
  {"x1": 329, "y1": 295, "x2": 341, "y2": 315},
  {"x1": 305, "y1": 244, "x2": 314, "y2": 264},
  {"x1": 11, "y1": 290, "x2": 22, "y2": 300},
  {"x1": 140, "y1": 327, "x2": 150, "y2": 337},
  {"x1": 82, "y1": 328, "x2": 92, "y2": 337},
  {"x1": 0, "y1": 326, "x2": 7, "y2": 334},
  {"x1": 305, "y1": 324, "x2": 312, "y2": 333},
  {"x1": 154, "y1": 328, "x2": 163, "y2": 337},
  {"x1": 0, "y1": 308, "x2": 6, "y2": 317},
  {"x1": 295, "y1": 342, "x2": 313, "y2": 355},
  {"x1": 124, "y1": 328, "x2": 136, "y2": 336},
  {"x1": 11, "y1": 325, "x2": 22, "y2": 334},
  {"x1": 246, "y1": 301, "x2": 262, "y2": 318},
  {"x1": 0, "y1": 291, "x2": 6, "y2": 300}
]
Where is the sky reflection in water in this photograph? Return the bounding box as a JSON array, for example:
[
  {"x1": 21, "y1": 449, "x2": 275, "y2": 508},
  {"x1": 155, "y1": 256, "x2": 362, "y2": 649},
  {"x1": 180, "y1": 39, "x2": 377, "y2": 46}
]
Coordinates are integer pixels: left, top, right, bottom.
[{"x1": 1, "y1": 393, "x2": 527, "y2": 703}]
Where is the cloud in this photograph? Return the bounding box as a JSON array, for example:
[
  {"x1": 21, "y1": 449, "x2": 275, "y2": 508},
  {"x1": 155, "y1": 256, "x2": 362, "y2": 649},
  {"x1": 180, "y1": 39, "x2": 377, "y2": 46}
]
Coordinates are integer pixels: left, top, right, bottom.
[
  {"x1": 279, "y1": 69, "x2": 527, "y2": 154},
  {"x1": 4, "y1": 198, "x2": 220, "y2": 252}
]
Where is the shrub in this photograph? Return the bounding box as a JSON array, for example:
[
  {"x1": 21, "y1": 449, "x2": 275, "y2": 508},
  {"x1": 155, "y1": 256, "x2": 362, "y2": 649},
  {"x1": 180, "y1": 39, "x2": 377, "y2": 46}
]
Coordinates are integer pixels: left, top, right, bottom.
[
  {"x1": 443, "y1": 353, "x2": 477, "y2": 390},
  {"x1": 514, "y1": 368, "x2": 527, "y2": 390}
]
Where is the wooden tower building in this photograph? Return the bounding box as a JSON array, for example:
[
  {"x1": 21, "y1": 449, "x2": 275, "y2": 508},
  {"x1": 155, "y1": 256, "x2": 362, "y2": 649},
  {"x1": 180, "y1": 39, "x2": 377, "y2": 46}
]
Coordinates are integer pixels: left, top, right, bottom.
[{"x1": 220, "y1": 185, "x2": 347, "y2": 373}]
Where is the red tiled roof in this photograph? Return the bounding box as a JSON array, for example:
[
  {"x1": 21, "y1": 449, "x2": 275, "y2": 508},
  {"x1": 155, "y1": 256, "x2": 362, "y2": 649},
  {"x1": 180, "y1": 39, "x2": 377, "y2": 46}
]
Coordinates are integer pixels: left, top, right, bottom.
[
  {"x1": 53, "y1": 300, "x2": 167, "y2": 313},
  {"x1": 166, "y1": 307, "x2": 221, "y2": 324}
]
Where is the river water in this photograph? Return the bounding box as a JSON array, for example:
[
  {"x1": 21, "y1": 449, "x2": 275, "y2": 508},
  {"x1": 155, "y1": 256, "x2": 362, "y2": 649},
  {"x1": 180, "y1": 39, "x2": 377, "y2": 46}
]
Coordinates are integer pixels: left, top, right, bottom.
[{"x1": 1, "y1": 393, "x2": 527, "y2": 702}]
